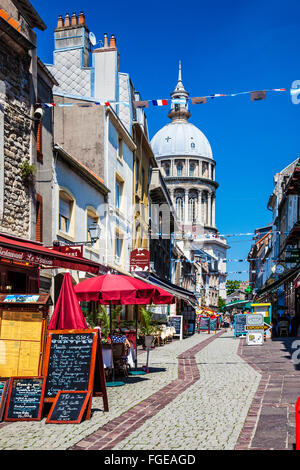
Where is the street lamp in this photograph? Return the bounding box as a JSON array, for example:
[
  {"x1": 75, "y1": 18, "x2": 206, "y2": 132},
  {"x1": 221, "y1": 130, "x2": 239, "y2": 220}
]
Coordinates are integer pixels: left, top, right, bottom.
[
  {"x1": 88, "y1": 222, "x2": 101, "y2": 245},
  {"x1": 54, "y1": 223, "x2": 101, "y2": 247}
]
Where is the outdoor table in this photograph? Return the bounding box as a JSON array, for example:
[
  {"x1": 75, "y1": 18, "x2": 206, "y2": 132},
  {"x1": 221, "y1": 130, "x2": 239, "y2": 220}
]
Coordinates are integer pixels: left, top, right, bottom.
[
  {"x1": 126, "y1": 343, "x2": 136, "y2": 368},
  {"x1": 102, "y1": 345, "x2": 114, "y2": 369}
]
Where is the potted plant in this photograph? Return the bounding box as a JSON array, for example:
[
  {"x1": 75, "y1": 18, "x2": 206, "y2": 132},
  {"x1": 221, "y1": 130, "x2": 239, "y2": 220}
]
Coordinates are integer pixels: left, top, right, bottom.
[{"x1": 140, "y1": 307, "x2": 155, "y2": 349}]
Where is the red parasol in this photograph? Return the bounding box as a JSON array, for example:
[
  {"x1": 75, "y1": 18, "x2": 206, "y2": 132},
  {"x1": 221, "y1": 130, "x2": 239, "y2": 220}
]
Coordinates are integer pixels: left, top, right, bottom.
[
  {"x1": 48, "y1": 272, "x2": 88, "y2": 330},
  {"x1": 74, "y1": 274, "x2": 161, "y2": 304}
]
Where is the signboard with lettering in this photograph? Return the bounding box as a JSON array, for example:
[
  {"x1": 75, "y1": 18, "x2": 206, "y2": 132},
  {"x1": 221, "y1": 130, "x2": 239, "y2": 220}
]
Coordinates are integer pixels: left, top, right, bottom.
[
  {"x1": 0, "y1": 378, "x2": 10, "y2": 421},
  {"x1": 130, "y1": 249, "x2": 150, "y2": 272},
  {"x1": 210, "y1": 318, "x2": 217, "y2": 331},
  {"x1": 42, "y1": 329, "x2": 108, "y2": 415},
  {"x1": 168, "y1": 315, "x2": 183, "y2": 340},
  {"x1": 246, "y1": 331, "x2": 264, "y2": 346},
  {"x1": 234, "y1": 314, "x2": 248, "y2": 338},
  {"x1": 199, "y1": 316, "x2": 210, "y2": 332},
  {"x1": 46, "y1": 391, "x2": 91, "y2": 424},
  {"x1": 4, "y1": 376, "x2": 45, "y2": 421}
]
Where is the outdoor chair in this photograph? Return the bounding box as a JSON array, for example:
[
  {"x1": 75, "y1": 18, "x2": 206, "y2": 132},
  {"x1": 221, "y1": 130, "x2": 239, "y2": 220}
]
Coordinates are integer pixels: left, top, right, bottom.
[
  {"x1": 279, "y1": 321, "x2": 289, "y2": 337},
  {"x1": 112, "y1": 342, "x2": 129, "y2": 377}
]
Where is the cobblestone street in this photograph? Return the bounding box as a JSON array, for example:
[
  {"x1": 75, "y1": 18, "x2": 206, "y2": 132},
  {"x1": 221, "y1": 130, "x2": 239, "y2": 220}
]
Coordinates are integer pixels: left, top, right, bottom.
[{"x1": 0, "y1": 329, "x2": 264, "y2": 451}]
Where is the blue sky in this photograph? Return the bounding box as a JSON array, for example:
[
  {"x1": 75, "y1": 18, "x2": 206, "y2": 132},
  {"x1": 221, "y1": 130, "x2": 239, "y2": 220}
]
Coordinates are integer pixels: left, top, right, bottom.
[{"x1": 31, "y1": 0, "x2": 300, "y2": 282}]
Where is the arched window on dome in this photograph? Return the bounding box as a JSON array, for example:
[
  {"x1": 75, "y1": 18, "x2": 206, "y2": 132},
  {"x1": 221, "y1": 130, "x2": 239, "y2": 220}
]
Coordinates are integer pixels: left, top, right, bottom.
[
  {"x1": 177, "y1": 163, "x2": 183, "y2": 177},
  {"x1": 164, "y1": 163, "x2": 170, "y2": 177},
  {"x1": 176, "y1": 196, "x2": 184, "y2": 221},
  {"x1": 189, "y1": 163, "x2": 195, "y2": 177},
  {"x1": 188, "y1": 192, "x2": 197, "y2": 223}
]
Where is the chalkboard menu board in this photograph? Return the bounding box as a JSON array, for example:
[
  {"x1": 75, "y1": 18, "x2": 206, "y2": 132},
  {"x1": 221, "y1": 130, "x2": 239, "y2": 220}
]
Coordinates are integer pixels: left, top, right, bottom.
[
  {"x1": 168, "y1": 316, "x2": 183, "y2": 339},
  {"x1": 4, "y1": 376, "x2": 45, "y2": 421},
  {"x1": 199, "y1": 316, "x2": 210, "y2": 331},
  {"x1": 234, "y1": 314, "x2": 248, "y2": 338},
  {"x1": 0, "y1": 378, "x2": 10, "y2": 421},
  {"x1": 210, "y1": 318, "x2": 217, "y2": 331},
  {"x1": 43, "y1": 330, "x2": 98, "y2": 402},
  {"x1": 46, "y1": 391, "x2": 91, "y2": 424}
]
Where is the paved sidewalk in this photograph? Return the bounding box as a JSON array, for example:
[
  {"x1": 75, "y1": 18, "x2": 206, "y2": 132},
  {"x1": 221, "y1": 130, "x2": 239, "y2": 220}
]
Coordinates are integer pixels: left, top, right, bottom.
[
  {"x1": 0, "y1": 331, "x2": 214, "y2": 450},
  {"x1": 235, "y1": 336, "x2": 300, "y2": 450}
]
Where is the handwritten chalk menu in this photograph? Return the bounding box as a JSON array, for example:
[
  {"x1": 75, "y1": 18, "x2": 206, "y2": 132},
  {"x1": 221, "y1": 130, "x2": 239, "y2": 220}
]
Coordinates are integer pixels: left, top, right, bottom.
[
  {"x1": 168, "y1": 316, "x2": 183, "y2": 340},
  {"x1": 199, "y1": 316, "x2": 210, "y2": 331},
  {"x1": 234, "y1": 314, "x2": 248, "y2": 338},
  {"x1": 4, "y1": 377, "x2": 45, "y2": 421},
  {"x1": 46, "y1": 391, "x2": 91, "y2": 424},
  {"x1": 210, "y1": 318, "x2": 217, "y2": 331},
  {"x1": 43, "y1": 330, "x2": 98, "y2": 402},
  {"x1": 0, "y1": 378, "x2": 10, "y2": 421}
]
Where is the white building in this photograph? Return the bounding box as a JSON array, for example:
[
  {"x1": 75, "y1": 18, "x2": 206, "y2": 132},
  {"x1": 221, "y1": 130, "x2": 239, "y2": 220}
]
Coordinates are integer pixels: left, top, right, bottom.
[{"x1": 150, "y1": 63, "x2": 229, "y2": 307}]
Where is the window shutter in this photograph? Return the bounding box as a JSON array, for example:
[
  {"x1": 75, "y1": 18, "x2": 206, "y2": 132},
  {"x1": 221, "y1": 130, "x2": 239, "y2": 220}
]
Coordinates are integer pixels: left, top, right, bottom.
[{"x1": 36, "y1": 194, "x2": 43, "y2": 242}]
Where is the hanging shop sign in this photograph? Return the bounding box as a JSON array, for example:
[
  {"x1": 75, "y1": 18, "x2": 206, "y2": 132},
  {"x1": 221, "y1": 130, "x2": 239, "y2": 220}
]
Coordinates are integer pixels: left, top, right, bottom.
[{"x1": 130, "y1": 249, "x2": 150, "y2": 272}]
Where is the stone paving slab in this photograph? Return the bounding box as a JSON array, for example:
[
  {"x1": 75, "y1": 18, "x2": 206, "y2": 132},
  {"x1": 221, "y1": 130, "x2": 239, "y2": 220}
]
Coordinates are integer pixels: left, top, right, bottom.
[
  {"x1": 0, "y1": 332, "x2": 213, "y2": 450},
  {"x1": 235, "y1": 336, "x2": 300, "y2": 450},
  {"x1": 111, "y1": 331, "x2": 261, "y2": 450}
]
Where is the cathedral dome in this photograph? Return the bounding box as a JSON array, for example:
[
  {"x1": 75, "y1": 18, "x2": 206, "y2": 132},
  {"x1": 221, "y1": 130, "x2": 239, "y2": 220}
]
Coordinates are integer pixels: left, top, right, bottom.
[{"x1": 151, "y1": 121, "x2": 213, "y2": 160}]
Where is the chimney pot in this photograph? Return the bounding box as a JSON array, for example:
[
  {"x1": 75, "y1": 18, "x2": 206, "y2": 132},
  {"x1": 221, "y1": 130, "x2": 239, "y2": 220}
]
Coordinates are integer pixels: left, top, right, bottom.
[
  {"x1": 103, "y1": 33, "x2": 109, "y2": 48},
  {"x1": 64, "y1": 13, "x2": 70, "y2": 27},
  {"x1": 78, "y1": 12, "x2": 85, "y2": 24},
  {"x1": 110, "y1": 34, "x2": 116, "y2": 48},
  {"x1": 57, "y1": 15, "x2": 63, "y2": 28},
  {"x1": 71, "y1": 13, "x2": 77, "y2": 25}
]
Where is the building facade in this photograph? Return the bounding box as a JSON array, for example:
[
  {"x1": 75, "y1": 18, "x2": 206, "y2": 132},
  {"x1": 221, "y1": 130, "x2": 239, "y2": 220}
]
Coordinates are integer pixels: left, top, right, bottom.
[{"x1": 150, "y1": 63, "x2": 228, "y2": 309}]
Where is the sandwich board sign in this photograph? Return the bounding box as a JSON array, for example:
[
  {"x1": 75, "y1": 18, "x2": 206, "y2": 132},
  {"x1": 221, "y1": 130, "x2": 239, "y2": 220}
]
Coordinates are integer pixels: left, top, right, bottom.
[{"x1": 246, "y1": 314, "x2": 264, "y2": 346}]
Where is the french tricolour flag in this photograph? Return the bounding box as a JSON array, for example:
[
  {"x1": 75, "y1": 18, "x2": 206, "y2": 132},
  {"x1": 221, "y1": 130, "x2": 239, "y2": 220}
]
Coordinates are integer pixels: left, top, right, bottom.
[{"x1": 152, "y1": 99, "x2": 168, "y2": 106}]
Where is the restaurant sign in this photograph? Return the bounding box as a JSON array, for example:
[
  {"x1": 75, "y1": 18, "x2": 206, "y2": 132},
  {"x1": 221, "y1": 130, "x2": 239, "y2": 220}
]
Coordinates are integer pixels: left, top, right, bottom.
[
  {"x1": 0, "y1": 246, "x2": 53, "y2": 267},
  {"x1": 130, "y1": 249, "x2": 150, "y2": 272}
]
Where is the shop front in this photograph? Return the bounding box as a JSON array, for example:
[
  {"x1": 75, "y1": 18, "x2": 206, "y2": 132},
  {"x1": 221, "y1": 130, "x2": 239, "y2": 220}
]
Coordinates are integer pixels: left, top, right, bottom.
[{"x1": 0, "y1": 232, "x2": 106, "y2": 378}]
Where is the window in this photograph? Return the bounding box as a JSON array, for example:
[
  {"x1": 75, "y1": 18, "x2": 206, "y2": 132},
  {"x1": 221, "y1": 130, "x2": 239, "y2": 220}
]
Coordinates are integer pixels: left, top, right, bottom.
[
  {"x1": 164, "y1": 164, "x2": 170, "y2": 177},
  {"x1": 59, "y1": 191, "x2": 74, "y2": 234},
  {"x1": 177, "y1": 163, "x2": 183, "y2": 176},
  {"x1": 115, "y1": 235, "x2": 123, "y2": 263},
  {"x1": 176, "y1": 196, "x2": 184, "y2": 221},
  {"x1": 189, "y1": 163, "x2": 195, "y2": 176},
  {"x1": 188, "y1": 196, "x2": 197, "y2": 223},
  {"x1": 36, "y1": 98, "x2": 43, "y2": 162},
  {"x1": 115, "y1": 177, "x2": 123, "y2": 210},
  {"x1": 118, "y1": 137, "x2": 123, "y2": 160},
  {"x1": 36, "y1": 194, "x2": 43, "y2": 242},
  {"x1": 191, "y1": 143, "x2": 195, "y2": 149}
]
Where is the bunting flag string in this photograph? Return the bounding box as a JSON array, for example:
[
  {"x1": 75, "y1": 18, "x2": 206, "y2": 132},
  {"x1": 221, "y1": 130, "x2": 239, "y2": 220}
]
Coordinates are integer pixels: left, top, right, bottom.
[{"x1": 40, "y1": 87, "x2": 288, "y2": 109}]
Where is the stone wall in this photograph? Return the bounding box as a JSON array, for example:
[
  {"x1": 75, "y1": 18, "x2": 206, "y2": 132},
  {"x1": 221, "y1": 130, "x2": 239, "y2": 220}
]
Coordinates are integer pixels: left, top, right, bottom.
[{"x1": 0, "y1": 43, "x2": 32, "y2": 238}]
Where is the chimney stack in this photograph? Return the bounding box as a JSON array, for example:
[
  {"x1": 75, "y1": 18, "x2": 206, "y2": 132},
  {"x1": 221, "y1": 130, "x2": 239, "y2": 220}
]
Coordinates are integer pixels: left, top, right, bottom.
[
  {"x1": 103, "y1": 33, "x2": 109, "y2": 48},
  {"x1": 78, "y1": 12, "x2": 85, "y2": 24},
  {"x1": 110, "y1": 34, "x2": 116, "y2": 48},
  {"x1": 57, "y1": 15, "x2": 63, "y2": 28},
  {"x1": 64, "y1": 13, "x2": 70, "y2": 27},
  {"x1": 71, "y1": 13, "x2": 77, "y2": 26}
]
